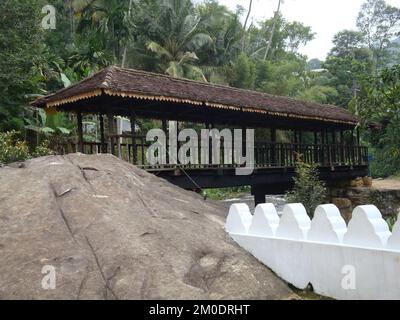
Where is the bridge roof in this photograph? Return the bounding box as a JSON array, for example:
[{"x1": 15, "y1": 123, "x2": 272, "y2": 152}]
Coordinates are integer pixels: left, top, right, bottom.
[{"x1": 32, "y1": 66, "x2": 358, "y2": 128}]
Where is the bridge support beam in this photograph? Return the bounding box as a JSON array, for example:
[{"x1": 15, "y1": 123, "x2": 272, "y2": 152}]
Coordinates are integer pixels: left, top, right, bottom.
[
  {"x1": 251, "y1": 183, "x2": 293, "y2": 206},
  {"x1": 252, "y1": 186, "x2": 266, "y2": 206}
]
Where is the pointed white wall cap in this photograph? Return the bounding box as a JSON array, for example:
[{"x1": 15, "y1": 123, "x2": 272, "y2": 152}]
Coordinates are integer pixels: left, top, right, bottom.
[
  {"x1": 387, "y1": 213, "x2": 400, "y2": 250},
  {"x1": 343, "y1": 205, "x2": 391, "y2": 248},
  {"x1": 249, "y1": 203, "x2": 280, "y2": 236},
  {"x1": 225, "y1": 203, "x2": 252, "y2": 234},
  {"x1": 276, "y1": 203, "x2": 311, "y2": 240},
  {"x1": 307, "y1": 204, "x2": 347, "y2": 243}
]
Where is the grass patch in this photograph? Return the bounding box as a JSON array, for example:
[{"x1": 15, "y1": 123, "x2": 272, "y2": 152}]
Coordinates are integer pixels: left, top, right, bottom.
[{"x1": 204, "y1": 186, "x2": 251, "y2": 201}]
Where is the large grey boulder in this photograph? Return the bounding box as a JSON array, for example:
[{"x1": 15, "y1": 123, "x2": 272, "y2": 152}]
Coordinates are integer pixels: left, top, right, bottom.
[{"x1": 0, "y1": 154, "x2": 293, "y2": 300}]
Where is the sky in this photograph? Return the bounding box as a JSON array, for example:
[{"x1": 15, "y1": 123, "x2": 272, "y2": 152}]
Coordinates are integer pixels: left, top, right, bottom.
[{"x1": 218, "y1": 0, "x2": 400, "y2": 61}]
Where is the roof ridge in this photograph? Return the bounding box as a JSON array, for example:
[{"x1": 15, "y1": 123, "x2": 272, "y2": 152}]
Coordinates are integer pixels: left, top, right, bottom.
[
  {"x1": 111, "y1": 66, "x2": 346, "y2": 112},
  {"x1": 100, "y1": 65, "x2": 117, "y2": 88}
]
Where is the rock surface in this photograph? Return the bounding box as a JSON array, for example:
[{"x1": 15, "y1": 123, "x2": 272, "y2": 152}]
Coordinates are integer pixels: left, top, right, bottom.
[{"x1": 0, "y1": 154, "x2": 292, "y2": 300}]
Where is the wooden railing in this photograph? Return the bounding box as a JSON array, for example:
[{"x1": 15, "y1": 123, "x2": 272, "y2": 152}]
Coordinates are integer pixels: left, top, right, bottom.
[{"x1": 56, "y1": 135, "x2": 369, "y2": 170}]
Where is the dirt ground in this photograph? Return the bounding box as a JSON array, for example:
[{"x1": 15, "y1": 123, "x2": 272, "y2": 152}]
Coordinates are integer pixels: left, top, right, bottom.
[
  {"x1": 0, "y1": 154, "x2": 294, "y2": 300},
  {"x1": 372, "y1": 177, "x2": 400, "y2": 190}
]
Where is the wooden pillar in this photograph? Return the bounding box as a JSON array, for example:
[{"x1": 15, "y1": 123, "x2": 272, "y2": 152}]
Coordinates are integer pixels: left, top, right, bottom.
[
  {"x1": 314, "y1": 131, "x2": 318, "y2": 163},
  {"x1": 340, "y1": 130, "x2": 344, "y2": 164},
  {"x1": 242, "y1": 125, "x2": 246, "y2": 155},
  {"x1": 99, "y1": 114, "x2": 106, "y2": 153},
  {"x1": 332, "y1": 130, "x2": 337, "y2": 165},
  {"x1": 162, "y1": 119, "x2": 168, "y2": 165},
  {"x1": 77, "y1": 111, "x2": 84, "y2": 153},
  {"x1": 298, "y1": 131, "x2": 303, "y2": 144},
  {"x1": 162, "y1": 119, "x2": 167, "y2": 133},
  {"x1": 107, "y1": 113, "x2": 115, "y2": 155},
  {"x1": 271, "y1": 128, "x2": 277, "y2": 166},
  {"x1": 320, "y1": 130, "x2": 326, "y2": 165},
  {"x1": 350, "y1": 129, "x2": 355, "y2": 165},
  {"x1": 130, "y1": 112, "x2": 137, "y2": 164},
  {"x1": 240, "y1": 125, "x2": 247, "y2": 168},
  {"x1": 356, "y1": 127, "x2": 361, "y2": 165},
  {"x1": 350, "y1": 129, "x2": 354, "y2": 145},
  {"x1": 298, "y1": 131, "x2": 303, "y2": 160}
]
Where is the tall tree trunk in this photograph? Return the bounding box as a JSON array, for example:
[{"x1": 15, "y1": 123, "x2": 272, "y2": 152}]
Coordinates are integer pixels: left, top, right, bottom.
[
  {"x1": 241, "y1": 0, "x2": 253, "y2": 51},
  {"x1": 69, "y1": 0, "x2": 75, "y2": 42},
  {"x1": 122, "y1": 0, "x2": 133, "y2": 68},
  {"x1": 264, "y1": 0, "x2": 282, "y2": 61}
]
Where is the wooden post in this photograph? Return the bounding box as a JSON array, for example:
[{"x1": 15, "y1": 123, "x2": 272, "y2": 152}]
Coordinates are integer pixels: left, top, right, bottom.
[
  {"x1": 357, "y1": 127, "x2": 361, "y2": 165},
  {"x1": 162, "y1": 119, "x2": 167, "y2": 133},
  {"x1": 130, "y1": 113, "x2": 138, "y2": 164},
  {"x1": 162, "y1": 119, "x2": 168, "y2": 165},
  {"x1": 298, "y1": 131, "x2": 303, "y2": 160},
  {"x1": 340, "y1": 130, "x2": 344, "y2": 164},
  {"x1": 320, "y1": 130, "x2": 326, "y2": 165},
  {"x1": 99, "y1": 114, "x2": 106, "y2": 153},
  {"x1": 107, "y1": 113, "x2": 115, "y2": 155},
  {"x1": 331, "y1": 130, "x2": 336, "y2": 163},
  {"x1": 350, "y1": 129, "x2": 355, "y2": 165},
  {"x1": 314, "y1": 131, "x2": 318, "y2": 163},
  {"x1": 271, "y1": 128, "x2": 277, "y2": 166},
  {"x1": 242, "y1": 125, "x2": 246, "y2": 154},
  {"x1": 77, "y1": 111, "x2": 84, "y2": 153}
]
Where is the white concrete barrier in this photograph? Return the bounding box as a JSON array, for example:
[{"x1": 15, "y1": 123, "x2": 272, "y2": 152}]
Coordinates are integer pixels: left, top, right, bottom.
[{"x1": 225, "y1": 203, "x2": 400, "y2": 300}]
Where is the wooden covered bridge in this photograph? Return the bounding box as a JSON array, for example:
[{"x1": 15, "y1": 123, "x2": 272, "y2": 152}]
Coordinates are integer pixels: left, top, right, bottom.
[{"x1": 32, "y1": 66, "x2": 368, "y2": 204}]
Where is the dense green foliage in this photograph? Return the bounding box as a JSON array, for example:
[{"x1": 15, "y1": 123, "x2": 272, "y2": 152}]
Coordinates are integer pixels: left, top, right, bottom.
[
  {"x1": 285, "y1": 158, "x2": 327, "y2": 217},
  {"x1": 355, "y1": 65, "x2": 400, "y2": 177},
  {"x1": 0, "y1": 131, "x2": 53, "y2": 164},
  {"x1": 0, "y1": 0, "x2": 399, "y2": 175}
]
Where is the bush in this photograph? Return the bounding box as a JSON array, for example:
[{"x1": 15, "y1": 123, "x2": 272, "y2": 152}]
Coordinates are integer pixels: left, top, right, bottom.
[
  {"x1": 0, "y1": 131, "x2": 30, "y2": 164},
  {"x1": 285, "y1": 157, "x2": 327, "y2": 217},
  {"x1": 32, "y1": 140, "x2": 55, "y2": 157},
  {"x1": 0, "y1": 131, "x2": 55, "y2": 164}
]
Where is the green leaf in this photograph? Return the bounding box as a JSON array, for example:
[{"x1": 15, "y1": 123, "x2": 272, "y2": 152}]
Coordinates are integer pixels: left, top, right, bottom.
[
  {"x1": 60, "y1": 73, "x2": 72, "y2": 88},
  {"x1": 56, "y1": 127, "x2": 71, "y2": 135}
]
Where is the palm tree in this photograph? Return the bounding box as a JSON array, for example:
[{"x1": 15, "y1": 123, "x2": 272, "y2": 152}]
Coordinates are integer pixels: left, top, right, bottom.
[
  {"x1": 264, "y1": 0, "x2": 283, "y2": 60},
  {"x1": 197, "y1": 1, "x2": 244, "y2": 83},
  {"x1": 143, "y1": 0, "x2": 212, "y2": 81},
  {"x1": 74, "y1": 0, "x2": 133, "y2": 62},
  {"x1": 241, "y1": 0, "x2": 253, "y2": 51}
]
